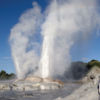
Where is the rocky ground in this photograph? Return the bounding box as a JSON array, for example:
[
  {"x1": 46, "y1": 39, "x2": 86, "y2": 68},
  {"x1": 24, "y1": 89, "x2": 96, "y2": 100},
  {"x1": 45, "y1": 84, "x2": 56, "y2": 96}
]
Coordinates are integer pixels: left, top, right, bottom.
[
  {"x1": 0, "y1": 77, "x2": 64, "y2": 91},
  {"x1": 0, "y1": 81, "x2": 99, "y2": 100},
  {"x1": 55, "y1": 66, "x2": 100, "y2": 100},
  {"x1": 0, "y1": 66, "x2": 100, "y2": 100},
  {"x1": 55, "y1": 83, "x2": 98, "y2": 100},
  {"x1": 0, "y1": 82, "x2": 80, "y2": 100}
]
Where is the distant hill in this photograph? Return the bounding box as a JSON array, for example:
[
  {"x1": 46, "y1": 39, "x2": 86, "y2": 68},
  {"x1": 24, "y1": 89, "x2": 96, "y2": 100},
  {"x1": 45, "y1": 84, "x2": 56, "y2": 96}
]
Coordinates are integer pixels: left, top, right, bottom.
[
  {"x1": 63, "y1": 61, "x2": 88, "y2": 80},
  {"x1": 64, "y1": 60, "x2": 100, "y2": 81}
]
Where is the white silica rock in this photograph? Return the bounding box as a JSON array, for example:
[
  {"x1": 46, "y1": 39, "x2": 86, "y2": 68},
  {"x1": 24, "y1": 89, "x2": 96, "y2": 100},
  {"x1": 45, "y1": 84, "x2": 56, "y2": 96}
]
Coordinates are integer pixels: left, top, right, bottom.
[
  {"x1": 55, "y1": 83, "x2": 98, "y2": 100},
  {"x1": 0, "y1": 77, "x2": 63, "y2": 91}
]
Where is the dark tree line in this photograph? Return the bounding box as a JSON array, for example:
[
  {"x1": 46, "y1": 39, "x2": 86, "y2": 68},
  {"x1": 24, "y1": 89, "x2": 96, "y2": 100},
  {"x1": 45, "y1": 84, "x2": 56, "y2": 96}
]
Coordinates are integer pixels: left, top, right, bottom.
[
  {"x1": 87, "y1": 60, "x2": 100, "y2": 69},
  {"x1": 64, "y1": 59, "x2": 100, "y2": 80},
  {"x1": 0, "y1": 70, "x2": 15, "y2": 80}
]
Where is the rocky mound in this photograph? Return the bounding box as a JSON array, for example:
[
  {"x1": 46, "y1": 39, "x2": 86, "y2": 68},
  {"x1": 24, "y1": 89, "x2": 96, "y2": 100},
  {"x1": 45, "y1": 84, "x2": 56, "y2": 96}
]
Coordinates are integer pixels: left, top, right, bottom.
[
  {"x1": 82, "y1": 66, "x2": 100, "y2": 84},
  {"x1": 55, "y1": 66, "x2": 100, "y2": 100},
  {"x1": 15, "y1": 76, "x2": 64, "y2": 85},
  {"x1": 55, "y1": 83, "x2": 98, "y2": 100},
  {"x1": 0, "y1": 76, "x2": 64, "y2": 91}
]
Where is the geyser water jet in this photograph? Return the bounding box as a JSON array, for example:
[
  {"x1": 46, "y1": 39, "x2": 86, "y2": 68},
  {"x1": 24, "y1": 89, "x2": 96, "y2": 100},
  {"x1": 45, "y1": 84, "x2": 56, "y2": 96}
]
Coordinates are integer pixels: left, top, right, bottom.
[
  {"x1": 40, "y1": 36, "x2": 54, "y2": 78},
  {"x1": 40, "y1": 36, "x2": 50, "y2": 78}
]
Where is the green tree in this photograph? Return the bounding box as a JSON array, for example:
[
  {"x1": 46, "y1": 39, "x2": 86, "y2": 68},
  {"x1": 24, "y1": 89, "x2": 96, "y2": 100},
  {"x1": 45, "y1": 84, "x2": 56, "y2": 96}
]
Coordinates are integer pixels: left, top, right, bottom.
[
  {"x1": 87, "y1": 60, "x2": 100, "y2": 69},
  {"x1": 0, "y1": 70, "x2": 15, "y2": 80}
]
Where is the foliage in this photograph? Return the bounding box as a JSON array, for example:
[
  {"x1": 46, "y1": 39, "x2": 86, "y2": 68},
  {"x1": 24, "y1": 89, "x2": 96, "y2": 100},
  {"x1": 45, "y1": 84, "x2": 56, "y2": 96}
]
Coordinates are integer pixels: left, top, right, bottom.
[
  {"x1": 0, "y1": 70, "x2": 15, "y2": 80},
  {"x1": 87, "y1": 60, "x2": 100, "y2": 69}
]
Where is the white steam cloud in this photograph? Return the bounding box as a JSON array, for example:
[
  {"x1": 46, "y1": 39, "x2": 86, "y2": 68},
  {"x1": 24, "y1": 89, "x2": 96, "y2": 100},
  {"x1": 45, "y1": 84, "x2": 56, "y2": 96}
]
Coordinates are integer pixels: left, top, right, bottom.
[
  {"x1": 10, "y1": 0, "x2": 100, "y2": 79},
  {"x1": 10, "y1": 3, "x2": 43, "y2": 78}
]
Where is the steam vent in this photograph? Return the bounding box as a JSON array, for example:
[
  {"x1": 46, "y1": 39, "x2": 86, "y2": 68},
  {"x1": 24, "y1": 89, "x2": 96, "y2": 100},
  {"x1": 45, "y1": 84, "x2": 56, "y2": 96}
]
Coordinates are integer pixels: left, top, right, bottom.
[{"x1": 0, "y1": 76, "x2": 64, "y2": 91}]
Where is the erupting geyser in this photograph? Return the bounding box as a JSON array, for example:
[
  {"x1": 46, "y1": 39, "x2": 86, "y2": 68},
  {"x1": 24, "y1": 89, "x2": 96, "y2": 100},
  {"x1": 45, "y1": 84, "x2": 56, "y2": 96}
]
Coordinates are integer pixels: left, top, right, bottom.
[
  {"x1": 10, "y1": 0, "x2": 100, "y2": 89},
  {"x1": 40, "y1": 36, "x2": 54, "y2": 78},
  {"x1": 40, "y1": 36, "x2": 50, "y2": 78}
]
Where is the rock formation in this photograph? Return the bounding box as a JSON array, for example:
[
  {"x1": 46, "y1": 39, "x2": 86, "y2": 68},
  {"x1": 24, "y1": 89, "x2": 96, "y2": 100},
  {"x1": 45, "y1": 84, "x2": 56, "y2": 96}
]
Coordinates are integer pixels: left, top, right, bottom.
[
  {"x1": 55, "y1": 66, "x2": 100, "y2": 100},
  {"x1": 0, "y1": 76, "x2": 64, "y2": 91}
]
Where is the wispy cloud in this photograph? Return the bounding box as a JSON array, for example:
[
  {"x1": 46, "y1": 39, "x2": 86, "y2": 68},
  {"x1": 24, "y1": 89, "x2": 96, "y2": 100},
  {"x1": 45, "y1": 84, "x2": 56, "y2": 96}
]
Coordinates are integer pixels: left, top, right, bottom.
[
  {"x1": 10, "y1": 2, "x2": 43, "y2": 78},
  {"x1": 0, "y1": 57, "x2": 12, "y2": 60},
  {"x1": 81, "y1": 57, "x2": 90, "y2": 62}
]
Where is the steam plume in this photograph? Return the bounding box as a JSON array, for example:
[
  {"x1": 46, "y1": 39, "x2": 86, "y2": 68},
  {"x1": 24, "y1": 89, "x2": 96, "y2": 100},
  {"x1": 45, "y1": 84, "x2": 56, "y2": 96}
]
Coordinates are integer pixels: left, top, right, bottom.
[
  {"x1": 40, "y1": 0, "x2": 100, "y2": 78},
  {"x1": 10, "y1": 0, "x2": 100, "y2": 79},
  {"x1": 10, "y1": 3, "x2": 43, "y2": 79}
]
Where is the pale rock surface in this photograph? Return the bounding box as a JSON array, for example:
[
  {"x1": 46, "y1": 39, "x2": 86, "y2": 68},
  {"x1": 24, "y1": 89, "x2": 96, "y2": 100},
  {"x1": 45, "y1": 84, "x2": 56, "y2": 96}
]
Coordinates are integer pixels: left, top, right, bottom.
[
  {"x1": 55, "y1": 66, "x2": 100, "y2": 100},
  {"x1": 82, "y1": 66, "x2": 100, "y2": 85},
  {"x1": 0, "y1": 76, "x2": 64, "y2": 91},
  {"x1": 55, "y1": 83, "x2": 98, "y2": 100}
]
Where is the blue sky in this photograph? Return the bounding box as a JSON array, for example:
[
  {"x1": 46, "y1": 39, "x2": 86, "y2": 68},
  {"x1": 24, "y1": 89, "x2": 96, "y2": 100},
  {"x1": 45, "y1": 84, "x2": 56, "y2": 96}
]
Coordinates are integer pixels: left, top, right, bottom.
[
  {"x1": 0, "y1": 0, "x2": 100, "y2": 73},
  {"x1": 71, "y1": 33, "x2": 100, "y2": 62}
]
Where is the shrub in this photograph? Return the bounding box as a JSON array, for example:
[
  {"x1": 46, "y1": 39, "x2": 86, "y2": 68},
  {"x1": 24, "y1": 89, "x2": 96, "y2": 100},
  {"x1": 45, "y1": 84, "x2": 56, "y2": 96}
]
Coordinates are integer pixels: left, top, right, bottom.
[
  {"x1": 0, "y1": 70, "x2": 15, "y2": 80},
  {"x1": 87, "y1": 60, "x2": 100, "y2": 69}
]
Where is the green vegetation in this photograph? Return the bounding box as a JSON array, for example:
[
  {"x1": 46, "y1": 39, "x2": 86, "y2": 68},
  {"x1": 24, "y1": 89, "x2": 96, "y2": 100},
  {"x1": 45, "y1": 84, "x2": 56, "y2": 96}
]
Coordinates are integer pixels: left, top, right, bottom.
[
  {"x1": 0, "y1": 70, "x2": 15, "y2": 80},
  {"x1": 87, "y1": 60, "x2": 100, "y2": 69}
]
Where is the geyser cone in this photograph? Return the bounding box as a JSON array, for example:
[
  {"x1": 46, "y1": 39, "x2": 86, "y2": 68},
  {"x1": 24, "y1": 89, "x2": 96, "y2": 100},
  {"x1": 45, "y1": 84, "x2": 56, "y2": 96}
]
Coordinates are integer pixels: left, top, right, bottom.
[{"x1": 13, "y1": 76, "x2": 64, "y2": 91}]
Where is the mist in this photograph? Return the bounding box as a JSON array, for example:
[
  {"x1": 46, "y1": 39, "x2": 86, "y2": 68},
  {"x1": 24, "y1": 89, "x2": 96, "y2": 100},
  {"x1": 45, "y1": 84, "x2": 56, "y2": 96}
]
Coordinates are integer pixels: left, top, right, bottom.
[
  {"x1": 10, "y1": 0, "x2": 100, "y2": 79},
  {"x1": 10, "y1": 3, "x2": 43, "y2": 79}
]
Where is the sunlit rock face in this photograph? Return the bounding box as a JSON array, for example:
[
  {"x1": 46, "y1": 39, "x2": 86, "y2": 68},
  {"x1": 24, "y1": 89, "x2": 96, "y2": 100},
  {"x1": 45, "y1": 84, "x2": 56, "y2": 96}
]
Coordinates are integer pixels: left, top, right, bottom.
[
  {"x1": 82, "y1": 66, "x2": 100, "y2": 85},
  {"x1": 10, "y1": 76, "x2": 64, "y2": 91}
]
